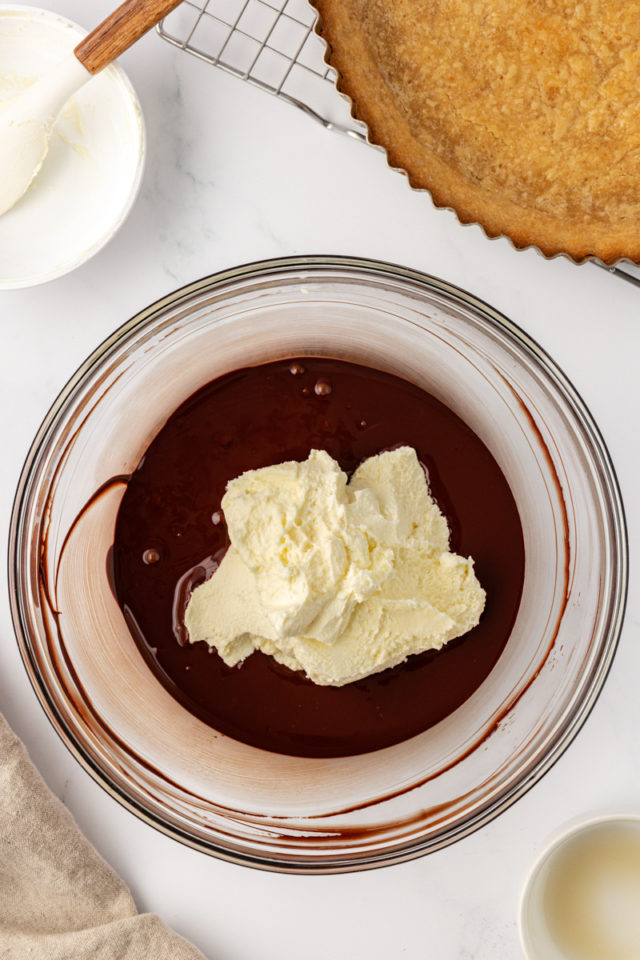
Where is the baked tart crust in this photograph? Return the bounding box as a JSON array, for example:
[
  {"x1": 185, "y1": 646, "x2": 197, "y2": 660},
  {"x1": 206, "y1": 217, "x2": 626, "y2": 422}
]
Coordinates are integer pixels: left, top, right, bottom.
[{"x1": 313, "y1": 0, "x2": 640, "y2": 263}]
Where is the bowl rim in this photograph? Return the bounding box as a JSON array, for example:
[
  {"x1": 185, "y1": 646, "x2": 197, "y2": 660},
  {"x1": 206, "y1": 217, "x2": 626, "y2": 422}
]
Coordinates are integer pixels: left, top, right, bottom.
[
  {"x1": 0, "y1": 4, "x2": 146, "y2": 291},
  {"x1": 7, "y1": 255, "x2": 629, "y2": 873}
]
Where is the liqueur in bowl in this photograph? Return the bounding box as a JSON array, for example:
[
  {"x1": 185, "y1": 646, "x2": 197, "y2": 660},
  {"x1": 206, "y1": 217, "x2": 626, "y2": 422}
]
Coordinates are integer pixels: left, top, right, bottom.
[{"x1": 10, "y1": 257, "x2": 627, "y2": 872}]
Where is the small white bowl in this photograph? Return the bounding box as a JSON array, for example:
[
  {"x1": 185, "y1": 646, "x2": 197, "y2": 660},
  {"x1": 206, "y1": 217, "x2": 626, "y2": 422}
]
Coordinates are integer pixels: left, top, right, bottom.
[
  {"x1": 0, "y1": 5, "x2": 145, "y2": 289},
  {"x1": 520, "y1": 812, "x2": 640, "y2": 959}
]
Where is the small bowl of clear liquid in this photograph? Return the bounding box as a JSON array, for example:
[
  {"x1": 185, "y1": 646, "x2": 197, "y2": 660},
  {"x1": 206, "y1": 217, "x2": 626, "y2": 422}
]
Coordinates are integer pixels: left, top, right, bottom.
[{"x1": 521, "y1": 814, "x2": 640, "y2": 960}]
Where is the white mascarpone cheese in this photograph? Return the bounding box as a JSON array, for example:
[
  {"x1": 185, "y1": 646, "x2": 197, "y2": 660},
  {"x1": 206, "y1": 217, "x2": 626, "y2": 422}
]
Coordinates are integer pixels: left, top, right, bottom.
[{"x1": 185, "y1": 447, "x2": 486, "y2": 686}]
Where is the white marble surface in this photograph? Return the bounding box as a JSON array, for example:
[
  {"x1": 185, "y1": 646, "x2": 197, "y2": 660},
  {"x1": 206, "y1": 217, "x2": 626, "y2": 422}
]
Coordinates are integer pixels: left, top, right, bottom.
[{"x1": 1, "y1": 3, "x2": 640, "y2": 958}]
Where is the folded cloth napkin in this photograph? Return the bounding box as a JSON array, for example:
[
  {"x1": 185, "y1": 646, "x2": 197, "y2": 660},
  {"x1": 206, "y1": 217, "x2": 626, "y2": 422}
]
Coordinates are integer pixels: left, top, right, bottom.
[{"x1": 0, "y1": 715, "x2": 206, "y2": 960}]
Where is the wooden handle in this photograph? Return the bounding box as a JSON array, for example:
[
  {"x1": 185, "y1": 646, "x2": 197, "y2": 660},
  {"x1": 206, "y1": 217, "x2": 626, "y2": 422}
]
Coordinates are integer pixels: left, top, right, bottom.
[{"x1": 74, "y1": 0, "x2": 183, "y2": 74}]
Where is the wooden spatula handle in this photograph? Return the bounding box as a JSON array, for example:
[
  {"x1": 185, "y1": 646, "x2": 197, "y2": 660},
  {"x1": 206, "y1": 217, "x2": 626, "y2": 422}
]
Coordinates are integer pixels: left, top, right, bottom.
[{"x1": 74, "y1": 0, "x2": 183, "y2": 74}]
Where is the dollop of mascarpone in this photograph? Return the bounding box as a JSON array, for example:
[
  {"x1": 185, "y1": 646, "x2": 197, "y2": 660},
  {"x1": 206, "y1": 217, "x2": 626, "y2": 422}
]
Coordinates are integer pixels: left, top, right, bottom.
[{"x1": 185, "y1": 447, "x2": 486, "y2": 686}]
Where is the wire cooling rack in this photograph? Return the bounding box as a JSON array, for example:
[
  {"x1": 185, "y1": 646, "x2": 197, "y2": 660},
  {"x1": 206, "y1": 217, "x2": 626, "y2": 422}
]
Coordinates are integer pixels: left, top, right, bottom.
[
  {"x1": 159, "y1": 1, "x2": 640, "y2": 287},
  {"x1": 600, "y1": 262, "x2": 640, "y2": 288},
  {"x1": 158, "y1": 0, "x2": 365, "y2": 137}
]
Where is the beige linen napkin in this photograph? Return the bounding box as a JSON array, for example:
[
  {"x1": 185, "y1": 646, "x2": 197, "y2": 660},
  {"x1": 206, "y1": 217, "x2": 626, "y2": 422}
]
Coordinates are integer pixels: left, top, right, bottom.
[{"x1": 0, "y1": 715, "x2": 206, "y2": 960}]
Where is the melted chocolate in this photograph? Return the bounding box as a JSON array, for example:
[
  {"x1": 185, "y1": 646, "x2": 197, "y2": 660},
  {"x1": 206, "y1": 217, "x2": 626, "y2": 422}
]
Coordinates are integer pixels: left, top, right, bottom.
[{"x1": 112, "y1": 358, "x2": 524, "y2": 758}]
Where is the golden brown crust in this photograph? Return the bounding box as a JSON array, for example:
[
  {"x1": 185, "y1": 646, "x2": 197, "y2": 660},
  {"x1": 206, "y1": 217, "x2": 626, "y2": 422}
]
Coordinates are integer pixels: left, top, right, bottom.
[{"x1": 313, "y1": 0, "x2": 640, "y2": 263}]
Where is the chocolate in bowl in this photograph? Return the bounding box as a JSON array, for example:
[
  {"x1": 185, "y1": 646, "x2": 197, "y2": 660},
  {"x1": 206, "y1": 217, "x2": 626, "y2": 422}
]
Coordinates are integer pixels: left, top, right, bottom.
[
  {"x1": 111, "y1": 357, "x2": 524, "y2": 758},
  {"x1": 10, "y1": 258, "x2": 626, "y2": 872}
]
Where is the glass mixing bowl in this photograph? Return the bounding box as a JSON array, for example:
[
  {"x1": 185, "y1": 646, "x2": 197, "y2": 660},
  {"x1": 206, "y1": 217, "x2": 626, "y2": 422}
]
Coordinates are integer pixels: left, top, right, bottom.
[{"x1": 9, "y1": 257, "x2": 627, "y2": 873}]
